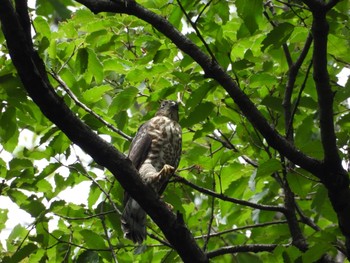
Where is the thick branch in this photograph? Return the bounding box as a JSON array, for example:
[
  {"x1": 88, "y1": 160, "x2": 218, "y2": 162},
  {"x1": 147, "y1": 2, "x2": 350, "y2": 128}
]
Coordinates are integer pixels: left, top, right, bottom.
[
  {"x1": 74, "y1": 0, "x2": 323, "y2": 177},
  {"x1": 310, "y1": 10, "x2": 341, "y2": 170},
  {"x1": 302, "y1": 0, "x2": 350, "y2": 257},
  {"x1": 0, "y1": 2, "x2": 208, "y2": 262}
]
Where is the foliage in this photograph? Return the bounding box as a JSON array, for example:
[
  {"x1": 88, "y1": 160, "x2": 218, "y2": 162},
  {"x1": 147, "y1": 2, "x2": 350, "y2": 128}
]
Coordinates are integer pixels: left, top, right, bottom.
[{"x1": 0, "y1": 0, "x2": 350, "y2": 262}]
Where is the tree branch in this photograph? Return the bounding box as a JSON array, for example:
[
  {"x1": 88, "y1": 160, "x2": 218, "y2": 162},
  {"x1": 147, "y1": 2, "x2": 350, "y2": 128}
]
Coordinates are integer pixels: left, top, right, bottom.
[
  {"x1": 206, "y1": 244, "x2": 278, "y2": 258},
  {"x1": 50, "y1": 72, "x2": 133, "y2": 142},
  {"x1": 301, "y1": 0, "x2": 350, "y2": 257},
  {"x1": 283, "y1": 33, "x2": 313, "y2": 141},
  {"x1": 176, "y1": 0, "x2": 217, "y2": 64},
  {"x1": 0, "y1": 2, "x2": 208, "y2": 262},
  {"x1": 74, "y1": 0, "x2": 323, "y2": 177},
  {"x1": 309, "y1": 8, "x2": 341, "y2": 171},
  {"x1": 194, "y1": 220, "x2": 289, "y2": 240},
  {"x1": 174, "y1": 175, "x2": 286, "y2": 213}
]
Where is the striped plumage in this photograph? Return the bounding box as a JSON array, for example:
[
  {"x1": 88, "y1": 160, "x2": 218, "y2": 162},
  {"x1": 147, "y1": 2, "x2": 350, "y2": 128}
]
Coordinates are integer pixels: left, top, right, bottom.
[{"x1": 121, "y1": 100, "x2": 182, "y2": 243}]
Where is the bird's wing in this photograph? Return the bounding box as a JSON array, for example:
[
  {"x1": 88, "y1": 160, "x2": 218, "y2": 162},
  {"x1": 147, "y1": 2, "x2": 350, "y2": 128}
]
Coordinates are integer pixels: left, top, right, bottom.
[
  {"x1": 123, "y1": 120, "x2": 152, "y2": 206},
  {"x1": 128, "y1": 121, "x2": 152, "y2": 169}
]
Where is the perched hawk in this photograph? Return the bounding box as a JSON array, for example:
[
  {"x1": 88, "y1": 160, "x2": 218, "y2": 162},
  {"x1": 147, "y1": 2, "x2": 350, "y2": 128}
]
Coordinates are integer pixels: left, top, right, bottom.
[{"x1": 121, "y1": 100, "x2": 182, "y2": 243}]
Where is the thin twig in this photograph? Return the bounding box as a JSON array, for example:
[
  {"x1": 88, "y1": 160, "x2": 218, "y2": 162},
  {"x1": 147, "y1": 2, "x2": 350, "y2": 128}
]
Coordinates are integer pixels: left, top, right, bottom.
[
  {"x1": 207, "y1": 244, "x2": 279, "y2": 258},
  {"x1": 174, "y1": 175, "x2": 286, "y2": 213},
  {"x1": 148, "y1": 233, "x2": 173, "y2": 248},
  {"x1": 176, "y1": 0, "x2": 218, "y2": 64},
  {"x1": 194, "y1": 220, "x2": 288, "y2": 240},
  {"x1": 50, "y1": 71, "x2": 132, "y2": 142},
  {"x1": 66, "y1": 156, "x2": 122, "y2": 215},
  {"x1": 288, "y1": 60, "x2": 313, "y2": 134},
  {"x1": 54, "y1": 210, "x2": 116, "y2": 220},
  {"x1": 203, "y1": 172, "x2": 215, "y2": 251},
  {"x1": 100, "y1": 201, "x2": 119, "y2": 263},
  {"x1": 262, "y1": 9, "x2": 293, "y2": 67},
  {"x1": 194, "y1": 0, "x2": 213, "y2": 25}
]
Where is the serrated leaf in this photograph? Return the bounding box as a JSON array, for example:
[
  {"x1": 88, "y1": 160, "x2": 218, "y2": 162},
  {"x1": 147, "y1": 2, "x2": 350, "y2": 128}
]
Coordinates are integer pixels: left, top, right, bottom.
[
  {"x1": 236, "y1": 0, "x2": 263, "y2": 35},
  {"x1": 261, "y1": 23, "x2": 294, "y2": 52},
  {"x1": 7, "y1": 224, "x2": 27, "y2": 251},
  {"x1": 87, "y1": 49, "x2": 104, "y2": 84},
  {"x1": 76, "y1": 48, "x2": 89, "y2": 74},
  {"x1": 103, "y1": 58, "x2": 130, "y2": 73},
  {"x1": 181, "y1": 102, "x2": 215, "y2": 127},
  {"x1": 87, "y1": 183, "x2": 102, "y2": 209},
  {"x1": 77, "y1": 250, "x2": 100, "y2": 263},
  {"x1": 0, "y1": 209, "x2": 8, "y2": 231},
  {"x1": 153, "y1": 49, "x2": 171, "y2": 63},
  {"x1": 9, "y1": 158, "x2": 33, "y2": 171},
  {"x1": 34, "y1": 16, "x2": 51, "y2": 40},
  {"x1": 0, "y1": 106, "x2": 18, "y2": 151},
  {"x1": 80, "y1": 229, "x2": 108, "y2": 249},
  {"x1": 50, "y1": 132, "x2": 70, "y2": 154},
  {"x1": 8, "y1": 243, "x2": 38, "y2": 263},
  {"x1": 108, "y1": 87, "x2": 138, "y2": 115},
  {"x1": 256, "y1": 159, "x2": 282, "y2": 178},
  {"x1": 82, "y1": 84, "x2": 113, "y2": 103}
]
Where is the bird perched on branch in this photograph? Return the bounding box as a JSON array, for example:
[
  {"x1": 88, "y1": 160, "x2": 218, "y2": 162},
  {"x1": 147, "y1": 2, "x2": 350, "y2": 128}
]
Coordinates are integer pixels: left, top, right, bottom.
[{"x1": 121, "y1": 100, "x2": 182, "y2": 244}]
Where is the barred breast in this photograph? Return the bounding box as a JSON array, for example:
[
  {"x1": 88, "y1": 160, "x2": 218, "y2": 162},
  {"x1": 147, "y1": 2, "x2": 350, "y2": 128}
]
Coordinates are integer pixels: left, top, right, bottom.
[{"x1": 146, "y1": 116, "x2": 182, "y2": 171}]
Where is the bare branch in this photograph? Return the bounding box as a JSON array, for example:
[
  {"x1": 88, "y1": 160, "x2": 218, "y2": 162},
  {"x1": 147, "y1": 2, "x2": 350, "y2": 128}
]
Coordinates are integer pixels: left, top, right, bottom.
[
  {"x1": 203, "y1": 173, "x2": 216, "y2": 251},
  {"x1": 207, "y1": 244, "x2": 278, "y2": 258},
  {"x1": 100, "y1": 202, "x2": 118, "y2": 263},
  {"x1": 176, "y1": 0, "x2": 218, "y2": 64},
  {"x1": 283, "y1": 33, "x2": 313, "y2": 141},
  {"x1": 194, "y1": 221, "x2": 289, "y2": 240},
  {"x1": 174, "y1": 175, "x2": 287, "y2": 213},
  {"x1": 54, "y1": 210, "x2": 116, "y2": 221},
  {"x1": 50, "y1": 72, "x2": 133, "y2": 142}
]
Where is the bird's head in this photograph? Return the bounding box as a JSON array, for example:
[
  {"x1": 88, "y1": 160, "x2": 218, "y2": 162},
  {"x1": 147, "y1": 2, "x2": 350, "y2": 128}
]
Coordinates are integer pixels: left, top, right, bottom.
[{"x1": 155, "y1": 100, "x2": 179, "y2": 122}]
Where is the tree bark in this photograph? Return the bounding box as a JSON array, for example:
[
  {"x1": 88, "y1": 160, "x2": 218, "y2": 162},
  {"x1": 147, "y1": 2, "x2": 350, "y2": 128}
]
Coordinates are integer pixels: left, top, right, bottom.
[{"x1": 0, "y1": 1, "x2": 208, "y2": 262}]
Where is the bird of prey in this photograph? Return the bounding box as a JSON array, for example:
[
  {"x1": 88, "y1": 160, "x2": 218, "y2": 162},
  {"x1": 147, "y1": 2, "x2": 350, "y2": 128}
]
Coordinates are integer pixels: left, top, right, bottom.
[{"x1": 121, "y1": 100, "x2": 182, "y2": 244}]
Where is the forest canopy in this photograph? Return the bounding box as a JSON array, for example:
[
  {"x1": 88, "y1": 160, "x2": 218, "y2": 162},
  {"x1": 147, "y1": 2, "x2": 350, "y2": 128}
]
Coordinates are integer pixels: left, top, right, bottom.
[{"x1": 0, "y1": 0, "x2": 350, "y2": 262}]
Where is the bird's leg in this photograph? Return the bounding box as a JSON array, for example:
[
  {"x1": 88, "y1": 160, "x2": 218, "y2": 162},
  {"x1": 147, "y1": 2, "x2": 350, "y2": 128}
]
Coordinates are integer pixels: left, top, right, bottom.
[
  {"x1": 138, "y1": 163, "x2": 174, "y2": 184},
  {"x1": 155, "y1": 164, "x2": 175, "y2": 181}
]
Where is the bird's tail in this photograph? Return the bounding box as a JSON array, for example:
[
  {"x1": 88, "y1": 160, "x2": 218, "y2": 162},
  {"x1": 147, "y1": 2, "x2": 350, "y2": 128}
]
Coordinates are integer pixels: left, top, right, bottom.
[{"x1": 121, "y1": 198, "x2": 146, "y2": 244}]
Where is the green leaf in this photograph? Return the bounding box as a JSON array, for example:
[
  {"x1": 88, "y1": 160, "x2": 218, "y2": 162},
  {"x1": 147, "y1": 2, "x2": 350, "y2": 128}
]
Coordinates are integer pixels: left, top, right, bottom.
[
  {"x1": 256, "y1": 159, "x2": 282, "y2": 178},
  {"x1": 76, "y1": 48, "x2": 89, "y2": 74},
  {"x1": 312, "y1": 186, "x2": 337, "y2": 222},
  {"x1": 0, "y1": 106, "x2": 18, "y2": 151},
  {"x1": 50, "y1": 132, "x2": 70, "y2": 154},
  {"x1": 87, "y1": 183, "x2": 101, "y2": 209},
  {"x1": 77, "y1": 250, "x2": 100, "y2": 263},
  {"x1": 0, "y1": 209, "x2": 8, "y2": 231},
  {"x1": 236, "y1": 0, "x2": 263, "y2": 35},
  {"x1": 261, "y1": 23, "x2": 295, "y2": 51},
  {"x1": 87, "y1": 48, "x2": 104, "y2": 84},
  {"x1": 286, "y1": 173, "x2": 312, "y2": 198},
  {"x1": 181, "y1": 102, "x2": 215, "y2": 127},
  {"x1": 153, "y1": 49, "x2": 171, "y2": 63},
  {"x1": 80, "y1": 229, "x2": 108, "y2": 249},
  {"x1": 108, "y1": 87, "x2": 139, "y2": 115},
  {"x1": 302, "y1": 242, "x2": 331, "y2": 262},
  {"x1": 82, "y1": 84, "x2": 113, "y2": 103},
  {"x1": 33, "y1": 16, "x2": 51, "y2": 40},
  {"x1": 9, "y1": 158, "x2": 33, "y2": 171},
  {"x1": 168, "y1": 6, "x2": 183, "y2": 29},
  {"x1": 8, "y1": 243, "x2": 38, "y2": 263},
  {"x1": 7, "y1": 224, "x2": 27, "y2": 251}
]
